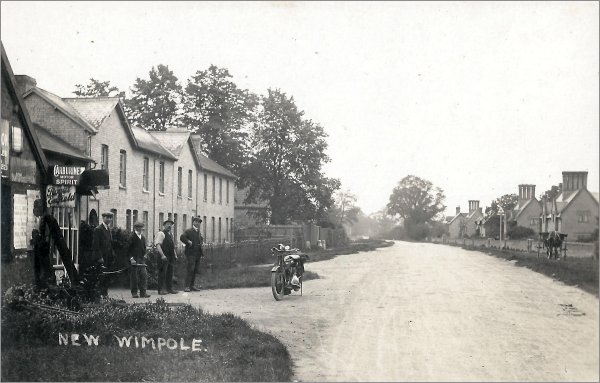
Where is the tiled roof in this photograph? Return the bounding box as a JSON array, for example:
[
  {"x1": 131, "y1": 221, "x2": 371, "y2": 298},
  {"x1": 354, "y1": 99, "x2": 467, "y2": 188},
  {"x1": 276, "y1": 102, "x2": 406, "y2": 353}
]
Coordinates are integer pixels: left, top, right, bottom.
[
  {"x1": 190, "y1": 135, "x2": 236, "y2": 178},
  {"x1": 26, "y1": 88, "x2": 97, "y2": 133},
  {"x1": 64, "y1": 97, "x2": 119, "y2": 129},
  {"x1": 448, "y1": 213, "x2": 466, "y2": 225},
  {"x1": 33, "y1": 124, "x2": 92, "y2": 162},
  {"x1": 150, "y1": 129, "x2": 190, "y2": 157},
  {"x1": 131, "y1": 125, "x2": 177, "y2": 160}
]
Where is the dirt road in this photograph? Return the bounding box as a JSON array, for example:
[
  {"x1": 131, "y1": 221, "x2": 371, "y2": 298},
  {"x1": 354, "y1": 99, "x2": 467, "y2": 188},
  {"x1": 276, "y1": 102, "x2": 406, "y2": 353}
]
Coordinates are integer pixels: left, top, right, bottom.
[{"x1": 111, "y1": 241, "x2": 599, "y2": 381}]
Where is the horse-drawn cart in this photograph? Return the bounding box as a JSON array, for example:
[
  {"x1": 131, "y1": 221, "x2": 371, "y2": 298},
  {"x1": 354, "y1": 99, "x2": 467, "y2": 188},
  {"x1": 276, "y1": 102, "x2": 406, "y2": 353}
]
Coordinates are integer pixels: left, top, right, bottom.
[{"x1": 537, "y1": 231, "x2": 568, "y2": 260}]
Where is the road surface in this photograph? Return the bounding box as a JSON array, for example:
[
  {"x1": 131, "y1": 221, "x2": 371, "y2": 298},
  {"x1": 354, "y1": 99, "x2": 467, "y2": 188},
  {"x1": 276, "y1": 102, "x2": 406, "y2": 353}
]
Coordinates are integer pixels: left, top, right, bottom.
[{"x1": 111, "y1": 241, "x2": 599, "y2": 381}]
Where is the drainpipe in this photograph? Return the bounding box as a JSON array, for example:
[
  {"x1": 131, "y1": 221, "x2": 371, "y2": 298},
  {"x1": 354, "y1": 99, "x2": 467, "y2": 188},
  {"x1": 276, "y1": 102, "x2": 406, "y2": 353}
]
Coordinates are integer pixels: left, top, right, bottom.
[{"x1": 153, "y1": 158, "x2": 156, "y2": 238}]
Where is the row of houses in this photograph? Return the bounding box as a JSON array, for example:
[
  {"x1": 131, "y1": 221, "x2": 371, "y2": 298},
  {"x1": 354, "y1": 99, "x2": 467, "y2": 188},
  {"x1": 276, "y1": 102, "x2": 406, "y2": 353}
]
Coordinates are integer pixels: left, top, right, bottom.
[
  {"x1": 447, "y1": 172, "x2": 599, "y2": 241},
  {"x1": 1, "y1": 43, "x2": 248, "y2": 265}
]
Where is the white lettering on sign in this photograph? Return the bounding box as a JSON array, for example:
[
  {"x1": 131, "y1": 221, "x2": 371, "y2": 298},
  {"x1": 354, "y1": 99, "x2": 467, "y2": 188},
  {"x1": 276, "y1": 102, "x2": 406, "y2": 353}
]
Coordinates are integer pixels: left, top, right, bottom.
[
  {"x1": 57, "y1": 333, "x2": 207, "y2": 352},
  {"x1": 46, "y1": 185, "x2": 76, "y2": 208}
]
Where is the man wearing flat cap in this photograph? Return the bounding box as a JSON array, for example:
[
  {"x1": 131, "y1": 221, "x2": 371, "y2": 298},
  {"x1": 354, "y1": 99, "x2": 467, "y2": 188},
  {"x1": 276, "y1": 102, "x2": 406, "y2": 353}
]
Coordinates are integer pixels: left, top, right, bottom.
[
  {"x1": 128, "y1": 221, "x2": 150, "y2": 298},
  {"x1": 92, "y1": 212, "x2": 116, "y2": 296},
  {"x1": 155, "y1": 219, "x2": 178, "y2": 295},
  {"x1": 180, "y1": 216, "x2": 204, "y2": 292}
]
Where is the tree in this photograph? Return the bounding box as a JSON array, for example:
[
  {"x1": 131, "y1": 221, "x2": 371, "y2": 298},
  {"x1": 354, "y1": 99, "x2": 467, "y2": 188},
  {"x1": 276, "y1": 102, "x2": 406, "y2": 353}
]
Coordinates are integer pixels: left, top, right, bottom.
[
  {"x1": 386, "y1": 175, "x2": 446, "y2": 226},
  {"x1": 541, "y1": 184, "x2": 562, "y2": 201},
  {"x1": 124, "y1": 64, "x2": 182, "y2": 131},
  {"x1": 244, "y1": 88, "x2": 340, "y2": 224},
  {"x1": 329, "y1": 190, "x2": 360, "y2": 227},
  {"x1": 73, "y1": 78, "x2": 123, "y2": 98},
  {"x1": 485, "y1": 193, "x2": 518, "y2": 218},
  {"x1": 182, "y1": 65, "x2": 259, "y2": 179}
]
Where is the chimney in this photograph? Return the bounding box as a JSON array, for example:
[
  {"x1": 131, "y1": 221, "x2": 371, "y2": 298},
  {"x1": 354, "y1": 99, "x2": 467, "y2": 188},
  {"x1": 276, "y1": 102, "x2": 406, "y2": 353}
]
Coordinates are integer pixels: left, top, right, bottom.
[
  {"x1": 456, "y1": 206, "x2": 460, "y2": 215},
  {"x1": 468, "y1": 200, "x2": 479, "y2": 214},
  {"x1": 15, "y1": 75, "x2": 37, "y2": 95},
  {"x1": 562, "y1": 171, "x2": 588, "y2": 191},
  {"x1": 518, "y1": 184, "x2": 525, "y2": 204}
]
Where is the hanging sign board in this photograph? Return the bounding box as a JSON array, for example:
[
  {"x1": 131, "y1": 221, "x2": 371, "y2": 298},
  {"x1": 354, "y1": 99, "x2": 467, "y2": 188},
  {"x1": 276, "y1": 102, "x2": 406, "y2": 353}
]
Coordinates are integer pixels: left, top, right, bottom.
[
  {"x1": 51, "y1": 165, "x2": 85, "y2": 186},
  {"x1": 1, "y1": 119, "x2": 9, "y2": 178},
  {"x1": 46, "y1": 185, "x2": 76, "y2": 208}
]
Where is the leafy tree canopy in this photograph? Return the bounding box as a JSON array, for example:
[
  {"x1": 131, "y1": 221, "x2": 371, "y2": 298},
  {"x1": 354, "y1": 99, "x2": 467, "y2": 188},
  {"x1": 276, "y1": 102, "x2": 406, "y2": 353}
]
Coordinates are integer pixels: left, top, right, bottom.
[
  {"x1": 540, "y1": 184, "x2": 562, "y2": 201},
  {"x1": 386, "y1": 175, "x2": 446, "y2": 225},
  {"x1": 124, "y1": 64, "x2": 182, "y2": 131},
  {"x1": 183, "y1": 65, "x2": 259, "y2": 179},
  {"x1": 485, "y1": 193, "x2": 518, "y2": 218},
  {"x1": 244, "y1": 89, "x2": 339, "y2": 224},
  {"x1": 73, "y1": 78, "x2": 123, "y2": 98}
]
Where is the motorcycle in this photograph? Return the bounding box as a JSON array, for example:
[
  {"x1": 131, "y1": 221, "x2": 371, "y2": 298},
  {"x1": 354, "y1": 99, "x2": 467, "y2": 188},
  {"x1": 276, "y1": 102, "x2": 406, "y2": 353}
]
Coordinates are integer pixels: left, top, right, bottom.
[{"x1": 270, "y1": 244, "x2": 309, "y2": 301}]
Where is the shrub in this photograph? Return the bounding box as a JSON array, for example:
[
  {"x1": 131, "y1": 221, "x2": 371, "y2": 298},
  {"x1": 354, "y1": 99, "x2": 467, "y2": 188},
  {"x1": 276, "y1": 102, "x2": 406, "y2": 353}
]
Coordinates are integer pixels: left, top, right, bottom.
[{"x1": 507, "y1": 225, "x2": 535, "y2": 240}]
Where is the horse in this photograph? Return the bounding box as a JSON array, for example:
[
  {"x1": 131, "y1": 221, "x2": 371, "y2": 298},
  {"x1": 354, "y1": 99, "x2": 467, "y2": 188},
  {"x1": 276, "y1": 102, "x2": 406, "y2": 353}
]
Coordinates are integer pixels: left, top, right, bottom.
[{"x1": 544, "y1": 231, "x2": 563, "y2": 260}]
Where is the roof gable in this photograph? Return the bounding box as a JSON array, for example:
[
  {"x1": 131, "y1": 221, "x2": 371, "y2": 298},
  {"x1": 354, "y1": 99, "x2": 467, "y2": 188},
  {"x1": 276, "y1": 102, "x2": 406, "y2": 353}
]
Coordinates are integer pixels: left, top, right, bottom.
[
  {"x1": 131, "y1": 125, "x2": 177, "y2": 160},
  {"x1": 190, "y1": 135, "x2": 236, "y2": 179},
  {"x1": 33, "y1": 123, "x2": 92, "y2": 162},
  {"x1": 24, "y1": 87, "x2": 97, "y2": 133},
  {"x1": 1, "y1": 43, "x2": 48, "y2": 179},
  {"x1": 63, "y1": 97, "x2": 119, "y2": 129}
]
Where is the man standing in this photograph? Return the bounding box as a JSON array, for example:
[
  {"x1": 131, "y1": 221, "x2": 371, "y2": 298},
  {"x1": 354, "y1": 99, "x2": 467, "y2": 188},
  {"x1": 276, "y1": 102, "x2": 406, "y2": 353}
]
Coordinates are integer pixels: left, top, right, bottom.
[
  {"x1": 92, "y1": 212, "x2": 115, "y2": 296},
  {"x1": 155, "y1": 219, "x2": 178, "y2": 295},
  {"x1": 129, "y1": 221, "x2": 150, "y2": 298},
  {"x1": 180, "y1": 216, "x2": 204, "y2": 292}
]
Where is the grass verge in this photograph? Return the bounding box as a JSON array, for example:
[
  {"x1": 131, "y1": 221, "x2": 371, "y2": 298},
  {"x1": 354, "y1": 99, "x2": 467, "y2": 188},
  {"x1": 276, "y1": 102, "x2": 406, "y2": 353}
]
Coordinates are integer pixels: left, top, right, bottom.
[
  {"x1": 1, "y1": 289, "x2": 293, "y2": 382},
  {"x1": 196, "y1": 239, "x2": 393, "y2": 289},
  {"x1": 452, "y1": 243, "x2": 599, "y2": 296}
]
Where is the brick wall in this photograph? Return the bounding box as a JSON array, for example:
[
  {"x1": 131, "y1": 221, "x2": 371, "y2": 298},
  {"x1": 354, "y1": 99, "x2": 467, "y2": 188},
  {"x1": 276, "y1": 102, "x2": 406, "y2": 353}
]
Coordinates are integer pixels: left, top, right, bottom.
[{"x1": 24, "y1": 93, "x2": 90, "y2": 153}]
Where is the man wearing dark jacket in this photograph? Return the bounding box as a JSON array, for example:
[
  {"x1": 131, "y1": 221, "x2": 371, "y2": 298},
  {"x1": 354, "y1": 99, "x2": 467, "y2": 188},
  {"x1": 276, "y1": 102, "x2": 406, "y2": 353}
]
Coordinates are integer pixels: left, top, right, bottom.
[
  {"x1": 128, "y1": 221, "x2": 150, "y2": 298},
  {"x1": 92, "y1": 212, "x2": 115, "y2": 296},
  {"x1": 180, "y1": 216, "x2": 204, "y2": 292},
  {"x1": 155, "y1": 219, "x2": 178, "y2": 295}
]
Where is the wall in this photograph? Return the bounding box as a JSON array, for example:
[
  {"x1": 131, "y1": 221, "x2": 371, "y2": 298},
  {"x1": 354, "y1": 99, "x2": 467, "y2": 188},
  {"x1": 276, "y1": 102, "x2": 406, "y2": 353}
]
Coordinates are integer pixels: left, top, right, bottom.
[{"x1": 560, "y1": 191, "x2": 599, "y2": 240}]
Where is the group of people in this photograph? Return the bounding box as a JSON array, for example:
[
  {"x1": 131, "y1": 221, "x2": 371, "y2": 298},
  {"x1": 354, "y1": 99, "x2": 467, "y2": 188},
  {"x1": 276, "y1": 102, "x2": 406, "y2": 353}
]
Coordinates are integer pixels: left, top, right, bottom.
[{"x1": 92, "y1": 212, "x2": 205, "y2": 298}]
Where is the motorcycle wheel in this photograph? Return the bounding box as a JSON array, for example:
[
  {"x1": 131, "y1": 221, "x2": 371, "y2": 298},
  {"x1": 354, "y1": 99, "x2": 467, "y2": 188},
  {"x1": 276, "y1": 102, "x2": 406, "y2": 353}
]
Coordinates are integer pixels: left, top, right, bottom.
[{"x1": 271, "y1": 271, "x2": 285, "y2": 301}]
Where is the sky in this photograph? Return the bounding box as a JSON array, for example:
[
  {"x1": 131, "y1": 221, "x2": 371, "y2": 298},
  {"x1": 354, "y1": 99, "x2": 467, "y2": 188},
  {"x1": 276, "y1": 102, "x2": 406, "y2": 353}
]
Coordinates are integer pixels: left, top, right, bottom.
[{"x1": 1, "y1": 1, "x2": 598, "y2": 216}]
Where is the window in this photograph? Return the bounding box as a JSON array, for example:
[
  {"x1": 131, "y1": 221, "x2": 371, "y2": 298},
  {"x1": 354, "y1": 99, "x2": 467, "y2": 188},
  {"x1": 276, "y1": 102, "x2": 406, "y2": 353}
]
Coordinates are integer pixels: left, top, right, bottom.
[
  {"x1": 177, "y1": 167, "x2": 183, "y2": 197},
  {"x1": 219, "y1": 178, "x2": 222, "y2": 204},
  {"x1": 143, "y1": 211, "x2": 149, "y2": 239},
  {"x1": 87, "y1": 136, "x2": 92, "y2": 156},
  {"x1": 530, "y1": 217, "x2": 538, "y2": 226},
  {"x1": 133, "y1": 210, "x2": 138, "y2": 226},
  {"x1": 159, "y1": 212, "x2": 164, "y2": 228},
  {"x1": 126, "y1": 209, "x2": 132, "y2": 231},
  {"x1": 203, "y1": 174, "x2": 208, "y2": 201},
  {"x1": 211, "y1": 217, "x2": 215, "y2": 243},
  {"x1": 577, "y1": 211, "x2": 590, "y2": 223},
  {"x1": 159, "y1": 162, "x2": 165, "y2": 193},
  {"x1": 226, "y1": 180, "x2": 230, "y2": 204},
  {"x1": 11, "y1": 125, "x2": 22, "y2": 153},
  {"x1": 203, "y1": 216, "x2": 207, "y2": 239},
  {"x1": 230, "y1": 219, "x2": 234, "y2": 241},
  {"x1": 119, "y1": 150, "x2": 127, "y2": 187},
  {"x1": 218, "y1": 217, "x2": 222, "y2": 243},
  {"x1": 183, "y1": 214, "x2": 187, "y2": 231},
  {"x1": 101, "y1": 145, "x2": 109, "y2": 170},
  {"x1": 188, "y1": 170, "x2": 193, "y2": 198},
  {"x1": 226, "y1": 218, "x2": 229, "y2": 241},
  {"x1": 110, "y1": 209, "x2": 118, "y2": 228},
  {"x1": 143, "y1": 157, "x2": 149, "y2": 191},
  {"x1": 212, "y1": 176, "x2": 216, "y2": 203}
]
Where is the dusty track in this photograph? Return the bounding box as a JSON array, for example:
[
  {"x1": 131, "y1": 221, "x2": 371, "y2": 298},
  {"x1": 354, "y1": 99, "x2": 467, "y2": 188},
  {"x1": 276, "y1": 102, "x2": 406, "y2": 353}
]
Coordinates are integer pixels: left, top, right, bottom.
[{"x1": 111, "y1": 241, "x2": 599, "y2": 381}]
